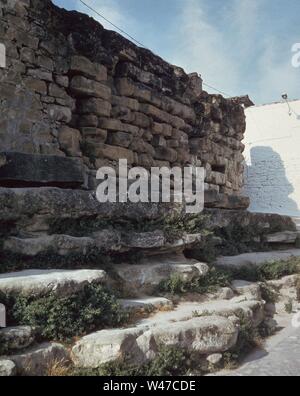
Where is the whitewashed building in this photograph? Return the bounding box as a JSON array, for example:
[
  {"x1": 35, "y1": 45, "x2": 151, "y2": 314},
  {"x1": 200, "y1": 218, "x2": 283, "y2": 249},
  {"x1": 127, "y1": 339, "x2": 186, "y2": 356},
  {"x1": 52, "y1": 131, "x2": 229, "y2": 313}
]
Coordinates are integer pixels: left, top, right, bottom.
[{"x1": 244, "y1": 99, "x2": 300, "y2": 218}]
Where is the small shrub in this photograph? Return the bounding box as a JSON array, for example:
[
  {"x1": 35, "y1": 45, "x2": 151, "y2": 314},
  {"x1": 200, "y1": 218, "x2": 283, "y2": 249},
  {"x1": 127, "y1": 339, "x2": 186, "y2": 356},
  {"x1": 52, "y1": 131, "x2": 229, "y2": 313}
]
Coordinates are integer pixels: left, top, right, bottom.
[
  {"x1": 260, "y1": 283, "x2": 278, "y2": 304},
  {"x1": 158, "y1": 268, "x2": 231, "y2": 296},
  {"x1": 158, "y1": 274, "x2": 188, "y2": 295},
  {"x1": 224, "y1": 312, "x2": 262, "y2": 366},
  {"x1": 285, "y1": 299, "x2": 293, "y2": 314},
  {"x1": 72, "y1": 346, "x2": 189, "y2": 377},
  {"x1": 227, "y1": 258, "x2": 300, "y2": 283},
  {"x1": 0, "y1": 333, "x2": 9, "y2": 356},
  {"x1": 0, "y1": 284, "x2": 128, "y2": 341},
  {"x1": 259, "y1": 259, "x2": 299, "y2": 281}
]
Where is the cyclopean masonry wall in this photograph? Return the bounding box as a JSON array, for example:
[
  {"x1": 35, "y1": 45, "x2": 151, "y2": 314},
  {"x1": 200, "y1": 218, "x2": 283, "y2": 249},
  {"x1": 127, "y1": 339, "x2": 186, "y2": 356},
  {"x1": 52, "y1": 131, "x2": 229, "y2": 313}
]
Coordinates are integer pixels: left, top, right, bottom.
[{"x1": 0, "y1": 0, "x2": 249, "y2": 209}]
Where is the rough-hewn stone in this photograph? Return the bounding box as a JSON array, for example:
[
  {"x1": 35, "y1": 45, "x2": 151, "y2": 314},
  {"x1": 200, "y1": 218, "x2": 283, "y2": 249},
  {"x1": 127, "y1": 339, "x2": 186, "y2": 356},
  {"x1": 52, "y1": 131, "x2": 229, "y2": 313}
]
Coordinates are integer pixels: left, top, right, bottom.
[{"x1": 0, "y1": 152, "x2": 85, "y2": 188}]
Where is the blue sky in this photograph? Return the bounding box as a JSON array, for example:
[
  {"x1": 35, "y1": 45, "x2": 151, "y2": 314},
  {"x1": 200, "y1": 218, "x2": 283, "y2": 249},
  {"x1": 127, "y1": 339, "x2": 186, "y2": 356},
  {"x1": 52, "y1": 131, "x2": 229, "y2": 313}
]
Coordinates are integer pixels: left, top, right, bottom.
[{"x1": 53, "y1": 0, "x2": 300, "y2": 104}]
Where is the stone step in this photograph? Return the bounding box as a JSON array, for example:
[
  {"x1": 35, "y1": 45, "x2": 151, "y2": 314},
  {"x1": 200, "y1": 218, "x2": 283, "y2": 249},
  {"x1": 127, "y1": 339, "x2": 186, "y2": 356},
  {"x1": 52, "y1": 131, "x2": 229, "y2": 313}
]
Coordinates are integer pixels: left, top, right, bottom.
[
  {"x1": 9, "y1": 342, "x2": 69, "y2": 376},
  {"x1": 119, "y1": 297, "x2": 173, "y2": 313},
  {"x1": 71, "y1": 297, "x2": 264, "y2": 368},
  {"x1": 0, "y1": 269, "x2": 108, "y2": 297},
  {"x1": 0, "y1": 326, "x2": 35, "y2": 352},
  {"x1": 2, "y1": 231, "x2": 203, "y2": 258},
  {"x1": 265, "y1": 231, "x2": 300, "y2": 244},
  {"x1": 214, "y1": 249, "x2": 300, "y2": 269},
  {"x1": 114, "y1": 253, "x2": 209, "y2": 296}
]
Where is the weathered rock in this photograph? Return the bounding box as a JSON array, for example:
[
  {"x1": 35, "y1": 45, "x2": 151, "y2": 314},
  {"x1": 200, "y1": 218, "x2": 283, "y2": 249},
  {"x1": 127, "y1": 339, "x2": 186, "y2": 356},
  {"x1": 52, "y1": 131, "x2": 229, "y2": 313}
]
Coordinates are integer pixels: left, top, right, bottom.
[
  {"x1": 114, "y1": 254, "x2": 209, "y2": 295},
  {"x1": 215, "y1": 250, "x2": 300, "y2": 269},
  {"x1": 58, "y1": 126, "x2": 82, "y2": 157},
  {"x1": 72, "y1": 315, "x2": 238, "y2": 368},
  {"x1": 206, "y1": 353, "x2": 223, "y2": 365},
  {"x1": 3, "y1": 235, "x2": 97, "y2": 256},
  {"x1": 0, "y1": 152, "x2": 85, "y2": 188},
  {"x1": 266, "y1": 231, "x2": 299, "y2": 244},
  {"x1": 77, "y1": 98, "x2": 111, "y2": 117},
  {"x1": 10, "y1": 342, "x2": 69, "y2": 376},
  {"x1": 70, "y1": 56, "x2": 107, "y2": 82},
  {"x1": 0, "y1": 269, "x2": 108, "y2": 297},
  {"x1": 119, "y1": 297, "x2": 173, "y2": 312},
  {"x1": 0, "y1": 360, "x2": 17, "y2": 377},
  {"x1": 0, "y1": 326, "x2": 35, "y2": 351},
  {"x1": 70, "y1": 76, "x2": 111, "y2": 100},
  {"x1": 137, "y1": 316, "x2": 238, "y2": 361},
  {"x1": 123, "y1": 230, "x2": 165, "y2": 249},
  {"x1": 0, "y1": 187, "x2": 184, "y2": 228},
  {"x1": 231, "y1": 280, "x2": 262, "y2": 301},
  {"x1": 72, "y1": 328, "x2": 144, "y2": 367}
]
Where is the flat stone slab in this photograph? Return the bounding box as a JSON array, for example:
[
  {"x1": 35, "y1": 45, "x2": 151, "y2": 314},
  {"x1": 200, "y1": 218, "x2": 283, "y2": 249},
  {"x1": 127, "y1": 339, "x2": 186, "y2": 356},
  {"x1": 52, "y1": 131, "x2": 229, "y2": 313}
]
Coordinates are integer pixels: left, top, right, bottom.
[
  {"x1": 0, "y1": 152, "x2": 85, "y2": 188},
  {"x1": 0, "y1": 269, "x2": 107, "y2": 297},
  {"x1": 119, "y1": 297, "x2": 173, "y2": 311},
  {"x1": 214, "y1": 249, "x2": 300, "y2": 269},
  {"x1": 266, "y1": 231, "x2": 299, "y2": 244}
]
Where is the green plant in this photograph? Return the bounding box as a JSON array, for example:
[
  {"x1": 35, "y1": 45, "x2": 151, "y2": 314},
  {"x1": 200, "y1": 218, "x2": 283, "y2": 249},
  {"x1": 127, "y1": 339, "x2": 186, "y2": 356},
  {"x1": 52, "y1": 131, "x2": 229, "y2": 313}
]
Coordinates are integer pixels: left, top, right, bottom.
[
  {"x1": 0, "y1": 284, "x2": 128, "y2": 342},
  {"x1": 72, "y1": 346, "x2": 190, "y2": 377},
  {"x1": 284, "y1": 299, "x2": 293, "y2": 314},
  {"x1": 158, "y1": 274, "x2": 188, "y2": 295},
  {"x1": 0, "y1": 333, "x2": 9, "y2": 356},
  {"x1": 192, "y1": 310, "x2": 212, "y2": 318},
  {"x1": 260, "y1": 283, "x2": 278, "y2": 304},
  {"x1": 227, "y1": 257, "x2": 300, "y2": 283},
  {"x1": 158, "y1": 267, "x2": 231, "y2": 296},
  {"x1": 224, "y1": 312, "x2": 262, "y2": 366}
]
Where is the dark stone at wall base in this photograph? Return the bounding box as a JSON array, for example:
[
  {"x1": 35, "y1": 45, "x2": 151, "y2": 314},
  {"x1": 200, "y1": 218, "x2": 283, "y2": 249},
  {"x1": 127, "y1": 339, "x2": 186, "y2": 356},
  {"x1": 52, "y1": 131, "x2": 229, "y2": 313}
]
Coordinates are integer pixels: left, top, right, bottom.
[
  {"x1": 0, "y1": 152, "x2": 85, "y2": 188},
  {"x1": 204, "y1": 190, "x2": 250, "y2": 210}
]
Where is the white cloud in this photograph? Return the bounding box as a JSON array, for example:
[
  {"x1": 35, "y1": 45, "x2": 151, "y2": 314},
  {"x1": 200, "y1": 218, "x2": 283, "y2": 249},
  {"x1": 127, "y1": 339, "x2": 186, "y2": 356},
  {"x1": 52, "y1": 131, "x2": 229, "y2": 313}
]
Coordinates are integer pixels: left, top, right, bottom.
[
  {"x1": 256, "y1": 38, "x2": 300, "y2": 104},
  {"x1": 168, "y1": 0, "x2": 245, "y2": 96}
]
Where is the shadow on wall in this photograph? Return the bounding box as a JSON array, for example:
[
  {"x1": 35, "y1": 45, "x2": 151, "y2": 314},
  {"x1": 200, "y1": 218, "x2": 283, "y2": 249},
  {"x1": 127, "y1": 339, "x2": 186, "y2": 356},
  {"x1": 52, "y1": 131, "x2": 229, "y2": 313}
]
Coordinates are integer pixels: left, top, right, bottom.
[{"x1": 245, "y1": 146, "x2": 300, "y2": 216}]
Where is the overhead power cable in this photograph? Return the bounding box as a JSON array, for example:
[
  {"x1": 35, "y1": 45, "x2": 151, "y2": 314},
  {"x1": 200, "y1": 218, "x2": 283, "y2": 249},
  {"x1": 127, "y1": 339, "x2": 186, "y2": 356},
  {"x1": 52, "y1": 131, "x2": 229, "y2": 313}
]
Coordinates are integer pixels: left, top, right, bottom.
[
  {"x1": 78, "y1": 0, "x2": 146, "y2": 48},
  {"x1": 78, "y1": 0, "x2": 233, "y2": 99}
]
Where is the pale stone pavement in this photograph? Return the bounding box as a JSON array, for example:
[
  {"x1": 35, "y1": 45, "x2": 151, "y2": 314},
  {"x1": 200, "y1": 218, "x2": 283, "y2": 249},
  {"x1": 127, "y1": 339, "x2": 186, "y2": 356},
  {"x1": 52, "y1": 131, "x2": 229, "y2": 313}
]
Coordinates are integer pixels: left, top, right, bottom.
[{"x1": 212, "y1": 314, "x2": 300, "y2": 376}]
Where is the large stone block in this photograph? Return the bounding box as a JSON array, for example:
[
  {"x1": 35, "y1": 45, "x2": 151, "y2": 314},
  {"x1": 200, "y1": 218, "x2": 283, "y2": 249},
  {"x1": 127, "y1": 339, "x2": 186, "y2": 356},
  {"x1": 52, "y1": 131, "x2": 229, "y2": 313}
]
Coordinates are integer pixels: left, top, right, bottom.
[
  {"x1": 153, "y1": 147, "x2": 177, "y2": 163},
  {"x1": 77, "y1": 98, "x2": 111, "y2": 117},
  {"x1": 0, "y1": 152, "x2": 85, "y2": 188},
  {"x1": 58, "y1": 126, "x2": 82, "y2": 157},
  {"x1": 85, "y1": 143, "x2": 134, "y2": 164},
  {"x1": 70, "y1": 56, "x2": 107, "y2": 81},
  {"x1": 70, "y1": 76, "x2": 111, "y2": 100}
]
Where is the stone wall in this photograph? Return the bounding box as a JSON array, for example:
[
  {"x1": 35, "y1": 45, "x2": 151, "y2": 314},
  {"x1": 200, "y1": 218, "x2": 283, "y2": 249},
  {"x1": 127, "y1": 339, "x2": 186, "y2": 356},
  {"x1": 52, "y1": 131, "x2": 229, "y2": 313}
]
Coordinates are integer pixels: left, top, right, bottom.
[{"x1": 0, "y1": 0, "x2": 248, "y2": 207}]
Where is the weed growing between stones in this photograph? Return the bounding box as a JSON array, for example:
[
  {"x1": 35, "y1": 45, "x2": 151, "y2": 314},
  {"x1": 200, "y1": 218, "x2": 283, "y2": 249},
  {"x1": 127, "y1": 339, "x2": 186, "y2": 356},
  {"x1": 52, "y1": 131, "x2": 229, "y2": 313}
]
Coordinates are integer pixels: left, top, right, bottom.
[
  {"x1": 158, "y1": 267, "x2": 232, "y2": 296},
  {"x1": 71, "y1": 346, "x2": 192, "y2": 377},
  {"x1": 0, "y1": 284, "x2": 128, "y2": 342},
  {"x1": 226, "y1": 257, "x2": 300, "y2": 283},
  {"x1": 0, "y1": 333, "x2": 9, "y2": 356},
  {"x1": 260, "y1": 283, "x2": 279, "y2": 304},
  {"x1": 284, "y1": 299, "x2": 294, "y2": 314},
  {"x1": 223, "y1": 312, "x2": 263, "y2": 368}
]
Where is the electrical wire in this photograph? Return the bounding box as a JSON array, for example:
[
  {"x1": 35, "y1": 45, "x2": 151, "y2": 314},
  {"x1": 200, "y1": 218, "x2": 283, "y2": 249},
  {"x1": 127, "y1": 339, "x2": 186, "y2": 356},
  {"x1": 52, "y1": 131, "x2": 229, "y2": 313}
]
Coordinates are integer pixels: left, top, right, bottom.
[{"x1": 78, "y1": 0, "x2": 234, "y2": 99}]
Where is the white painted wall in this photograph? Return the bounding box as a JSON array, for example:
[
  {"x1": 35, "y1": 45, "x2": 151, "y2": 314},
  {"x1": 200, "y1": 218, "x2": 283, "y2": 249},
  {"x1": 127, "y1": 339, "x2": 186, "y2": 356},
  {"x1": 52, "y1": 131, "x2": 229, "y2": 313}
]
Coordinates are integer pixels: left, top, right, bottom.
[{"x1": 244, "y1": 100, "x2": 300, "y2": 217}]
